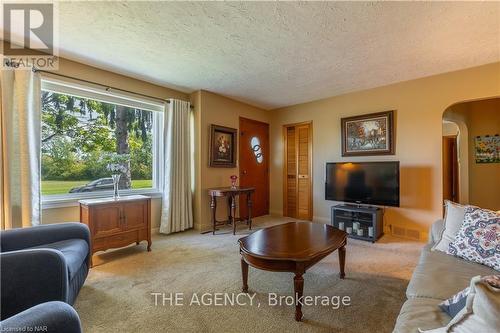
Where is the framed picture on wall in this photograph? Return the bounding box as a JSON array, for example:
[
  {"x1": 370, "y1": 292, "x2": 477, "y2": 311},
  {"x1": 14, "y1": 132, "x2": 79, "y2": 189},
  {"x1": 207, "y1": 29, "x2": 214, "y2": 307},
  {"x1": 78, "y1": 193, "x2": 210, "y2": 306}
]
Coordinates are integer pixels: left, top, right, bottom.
[
  {"x1": 341, "y1": 110, "x2": 395, "y2": 156},
  {"x1": 474, "y1": 134, "x2": 500, "y2": 163},
  {"x1": 209, "y1": 124, "x2": 237, "y2": 167}
]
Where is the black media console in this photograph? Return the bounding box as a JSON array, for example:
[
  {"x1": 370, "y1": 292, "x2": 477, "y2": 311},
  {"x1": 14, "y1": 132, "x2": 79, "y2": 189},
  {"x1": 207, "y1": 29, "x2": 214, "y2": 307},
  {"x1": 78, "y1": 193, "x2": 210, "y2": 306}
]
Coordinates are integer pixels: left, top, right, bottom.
[{"x1": 331, "y1": 204, "x2": 383, "y2": 243}]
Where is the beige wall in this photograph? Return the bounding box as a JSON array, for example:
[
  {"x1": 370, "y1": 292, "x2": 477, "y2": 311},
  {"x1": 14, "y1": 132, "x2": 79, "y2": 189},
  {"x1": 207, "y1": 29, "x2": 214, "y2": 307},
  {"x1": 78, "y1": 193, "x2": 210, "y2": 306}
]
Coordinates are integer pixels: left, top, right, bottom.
[
  {"x1": 191, "y1": 90, "x2": 270, "y2": 232},
  {"x1": 269, "y1": 62, "x2": 500, "y2": 240},
  {"x1": 27, "y1": 55, "x2": 500, "y2": 238},
  {"x1": 444, "y1": 98, "x2": 500, "y2": 210},
  {"x1": 466, "y1": 99, "x2": 500, "y2": 210},
  {"x1": 41, "y1": 58, "x2": 189, "y2": 226},
  {"x1": 47, "y1": 57, "x2": 188, "y2": 101}
]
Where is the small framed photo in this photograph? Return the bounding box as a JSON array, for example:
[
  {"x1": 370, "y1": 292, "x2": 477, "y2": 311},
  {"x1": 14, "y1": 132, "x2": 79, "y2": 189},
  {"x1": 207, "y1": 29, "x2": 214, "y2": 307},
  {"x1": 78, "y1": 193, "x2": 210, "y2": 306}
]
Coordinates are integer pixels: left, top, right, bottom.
[
  {"x1": 209, "y1": 124, "x2": 237, "y2": 167},
  {"x1": 341, "y1": 110, "x2": 395, "y2": 156}
]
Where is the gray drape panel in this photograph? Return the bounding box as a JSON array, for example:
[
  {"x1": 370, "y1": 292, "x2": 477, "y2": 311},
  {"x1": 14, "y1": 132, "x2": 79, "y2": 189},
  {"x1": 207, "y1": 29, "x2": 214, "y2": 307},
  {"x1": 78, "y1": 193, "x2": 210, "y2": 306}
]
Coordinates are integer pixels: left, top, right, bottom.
[
  {"x1": 160, "y1": 99, "x2": 193, "y2": 234},
  {"x1": 0, "y1": 69, "x2": 41, "y2": 229}
]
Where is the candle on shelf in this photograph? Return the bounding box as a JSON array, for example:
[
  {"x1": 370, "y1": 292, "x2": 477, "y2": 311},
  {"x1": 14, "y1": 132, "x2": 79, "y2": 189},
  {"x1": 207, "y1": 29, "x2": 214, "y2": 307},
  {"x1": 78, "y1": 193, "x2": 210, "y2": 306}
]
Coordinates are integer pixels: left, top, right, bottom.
[
  {"x1": 357, "y1": 228, "x2": 363, "y2": 236},
  {"x1": 368, "y1": 227, "x2": 374, "y2": 238},
  {"x1": 346, "y1": 227, "x2": 353, "y2": 234},
  {"x1": 338, "y1": 222, "x2": 345, "y2": 230}
]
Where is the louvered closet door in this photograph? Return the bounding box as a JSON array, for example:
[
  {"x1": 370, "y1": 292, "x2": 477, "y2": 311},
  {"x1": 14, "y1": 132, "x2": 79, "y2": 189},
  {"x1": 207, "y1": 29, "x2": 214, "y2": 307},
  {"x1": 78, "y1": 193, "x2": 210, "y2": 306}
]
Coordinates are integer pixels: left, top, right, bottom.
[
  {"x1": 286, "y1": 127, "x2": 297, "y2": 217},
  {"x1": 283, "y1": 122, "x2": 312, "y2": 220},
  {"x1": 296, "y1": 124, "x2": 311, "y2": 220}
]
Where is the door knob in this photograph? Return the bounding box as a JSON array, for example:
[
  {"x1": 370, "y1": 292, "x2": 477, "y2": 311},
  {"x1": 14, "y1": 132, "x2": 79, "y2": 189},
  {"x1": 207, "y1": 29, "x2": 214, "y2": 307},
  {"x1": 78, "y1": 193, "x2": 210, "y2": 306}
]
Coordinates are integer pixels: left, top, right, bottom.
[{"x1": 242, "y1": 170, "x2": 248, "y2": 175}]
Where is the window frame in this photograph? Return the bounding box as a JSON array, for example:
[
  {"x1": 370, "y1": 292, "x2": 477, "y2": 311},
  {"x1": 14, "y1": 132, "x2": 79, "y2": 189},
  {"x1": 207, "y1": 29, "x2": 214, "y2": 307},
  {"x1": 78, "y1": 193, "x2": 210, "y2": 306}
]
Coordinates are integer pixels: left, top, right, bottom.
[{"x1": 40, "y1": 77, "x2": 164, "y2": 209}]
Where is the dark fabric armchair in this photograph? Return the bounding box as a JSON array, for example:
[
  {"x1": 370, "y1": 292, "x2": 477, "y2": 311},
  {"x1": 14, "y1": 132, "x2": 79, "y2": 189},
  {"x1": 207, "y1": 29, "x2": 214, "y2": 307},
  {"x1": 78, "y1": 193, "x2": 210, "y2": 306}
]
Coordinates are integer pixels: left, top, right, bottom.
[
  {"x1": 0, "y1": 301, "x2": 82, "y2": 333},
  {"x1": 0, "y1": 223, "x2": 90, "y2": 320}
]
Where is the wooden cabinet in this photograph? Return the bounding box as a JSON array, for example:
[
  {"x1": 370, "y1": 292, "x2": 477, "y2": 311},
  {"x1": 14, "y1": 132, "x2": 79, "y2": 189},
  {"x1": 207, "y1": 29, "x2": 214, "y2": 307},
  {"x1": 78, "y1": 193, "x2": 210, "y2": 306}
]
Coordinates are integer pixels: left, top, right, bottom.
[{"x1": 79, "y1": 195, "x2": 151, "y2": 265}]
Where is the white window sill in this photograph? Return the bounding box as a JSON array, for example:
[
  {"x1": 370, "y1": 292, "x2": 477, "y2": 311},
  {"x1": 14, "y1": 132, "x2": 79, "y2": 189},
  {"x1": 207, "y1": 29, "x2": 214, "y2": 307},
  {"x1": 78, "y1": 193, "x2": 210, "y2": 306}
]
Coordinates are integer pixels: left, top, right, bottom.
[{"x1": 42, "y1": 190, "x2": 163, "y2": 209}]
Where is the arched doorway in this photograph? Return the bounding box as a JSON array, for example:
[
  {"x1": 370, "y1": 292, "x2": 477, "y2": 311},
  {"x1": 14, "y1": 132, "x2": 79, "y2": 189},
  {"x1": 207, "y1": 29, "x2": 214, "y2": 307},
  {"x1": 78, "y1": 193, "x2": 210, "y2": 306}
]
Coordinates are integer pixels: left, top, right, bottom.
[{"x1": 442, "y1": 97, "x2": 500, "y2": 210}]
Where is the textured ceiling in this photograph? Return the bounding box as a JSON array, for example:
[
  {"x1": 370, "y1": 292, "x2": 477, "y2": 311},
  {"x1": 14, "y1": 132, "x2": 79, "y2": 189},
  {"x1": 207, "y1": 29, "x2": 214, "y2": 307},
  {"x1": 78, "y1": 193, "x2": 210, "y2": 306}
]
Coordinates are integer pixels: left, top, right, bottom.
[{"x1": 16, "y1": 2, "x2": 500, "y2": 109}]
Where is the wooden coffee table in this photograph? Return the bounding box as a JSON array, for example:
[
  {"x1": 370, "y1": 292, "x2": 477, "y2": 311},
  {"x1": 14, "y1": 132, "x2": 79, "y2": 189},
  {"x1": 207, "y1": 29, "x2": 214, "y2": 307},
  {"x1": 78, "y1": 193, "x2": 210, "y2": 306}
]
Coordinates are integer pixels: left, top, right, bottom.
[{"x1": 238, "y1": 221, "x2": 347, "y2": 321}]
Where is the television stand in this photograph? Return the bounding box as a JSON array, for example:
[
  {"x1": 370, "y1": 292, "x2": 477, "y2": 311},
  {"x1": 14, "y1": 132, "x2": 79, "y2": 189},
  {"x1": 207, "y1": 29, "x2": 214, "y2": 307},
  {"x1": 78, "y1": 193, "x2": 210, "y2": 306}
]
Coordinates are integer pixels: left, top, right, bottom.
[
  {"x1": 331, "y1": 204, "x2": 383, "y2": 243},
  {"x1": 345, "y1": 203, "x2": 377, "y2": 209}
]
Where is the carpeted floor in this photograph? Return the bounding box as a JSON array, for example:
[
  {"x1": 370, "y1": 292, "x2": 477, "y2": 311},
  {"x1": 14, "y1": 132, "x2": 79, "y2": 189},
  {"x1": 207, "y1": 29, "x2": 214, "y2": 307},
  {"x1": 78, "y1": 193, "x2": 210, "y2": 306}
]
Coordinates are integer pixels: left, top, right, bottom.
[{"x1": 74, "y1": 216, "x2": 424, "y2": 333}]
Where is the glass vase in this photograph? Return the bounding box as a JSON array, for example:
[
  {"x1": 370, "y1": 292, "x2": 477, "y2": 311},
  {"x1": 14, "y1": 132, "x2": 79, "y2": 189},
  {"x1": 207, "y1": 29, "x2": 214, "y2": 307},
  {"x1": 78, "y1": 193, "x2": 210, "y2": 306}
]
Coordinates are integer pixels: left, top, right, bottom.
[{"x1": 112, "y1": 174, "x2": 121, "y2": 199}]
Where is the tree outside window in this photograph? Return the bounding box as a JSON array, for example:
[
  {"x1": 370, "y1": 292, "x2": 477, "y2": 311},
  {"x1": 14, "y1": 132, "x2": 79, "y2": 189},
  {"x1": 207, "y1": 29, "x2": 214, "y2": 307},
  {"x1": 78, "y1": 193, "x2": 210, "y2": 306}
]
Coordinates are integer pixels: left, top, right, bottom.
[{"x1": 41, "y1": 90, "x2": 155, "y2": 196}]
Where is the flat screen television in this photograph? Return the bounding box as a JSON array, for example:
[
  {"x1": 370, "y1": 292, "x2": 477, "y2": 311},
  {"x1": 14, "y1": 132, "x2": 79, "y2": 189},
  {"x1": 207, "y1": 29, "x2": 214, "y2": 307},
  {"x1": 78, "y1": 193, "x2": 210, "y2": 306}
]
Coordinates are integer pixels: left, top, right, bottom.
[{"x1": 325, "y1": 161, "x2": 400, "y2": 207}]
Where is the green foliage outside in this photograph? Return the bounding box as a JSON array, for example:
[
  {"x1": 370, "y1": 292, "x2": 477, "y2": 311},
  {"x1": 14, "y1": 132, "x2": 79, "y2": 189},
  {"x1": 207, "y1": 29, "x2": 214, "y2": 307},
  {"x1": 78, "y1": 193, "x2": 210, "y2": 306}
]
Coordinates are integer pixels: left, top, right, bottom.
[{"x1": 41, "y1": 91, "x2": 153, "y2": 193}]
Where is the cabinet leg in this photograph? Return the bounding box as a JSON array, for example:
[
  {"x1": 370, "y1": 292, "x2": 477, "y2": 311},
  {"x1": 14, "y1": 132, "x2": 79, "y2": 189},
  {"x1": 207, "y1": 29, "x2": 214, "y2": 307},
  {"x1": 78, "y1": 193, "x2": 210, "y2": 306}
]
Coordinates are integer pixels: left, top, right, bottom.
[{"x1": 147, "y1": 240, "x2": 152, "y2": 252}]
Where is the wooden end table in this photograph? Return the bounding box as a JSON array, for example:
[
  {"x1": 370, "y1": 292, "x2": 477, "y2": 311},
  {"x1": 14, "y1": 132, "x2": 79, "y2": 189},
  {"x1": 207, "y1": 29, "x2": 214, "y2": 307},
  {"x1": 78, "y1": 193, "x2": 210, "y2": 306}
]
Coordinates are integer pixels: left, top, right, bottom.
[
  {"x1": 208, "y1": 187, "x2": 255, "y2": 235},
  {"x1": 238, "y1": 221, "x2": 347, "y2": 321}
]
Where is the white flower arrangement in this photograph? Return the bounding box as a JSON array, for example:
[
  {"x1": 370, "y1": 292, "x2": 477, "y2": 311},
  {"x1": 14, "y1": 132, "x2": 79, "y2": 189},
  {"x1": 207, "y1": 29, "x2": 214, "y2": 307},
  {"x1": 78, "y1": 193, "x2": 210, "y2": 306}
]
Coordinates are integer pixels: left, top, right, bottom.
[
  {"x1": 102, "y1": 153, "x2": 130, "y2": 174},
  {"x1": 107, "y1": 163, "x2": 127, "y2": 174}
]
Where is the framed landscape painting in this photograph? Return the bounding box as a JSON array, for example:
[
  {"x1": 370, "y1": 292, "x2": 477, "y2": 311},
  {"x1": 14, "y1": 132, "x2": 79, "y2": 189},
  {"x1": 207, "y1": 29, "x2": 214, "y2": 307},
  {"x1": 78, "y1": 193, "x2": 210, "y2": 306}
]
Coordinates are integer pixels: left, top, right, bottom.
[
  {"x1": 341, "y1": 110, "x2": 395, "y2": 156},
  {"x1": 209, "y1": 124, "x2": 237, "y2": 167}
]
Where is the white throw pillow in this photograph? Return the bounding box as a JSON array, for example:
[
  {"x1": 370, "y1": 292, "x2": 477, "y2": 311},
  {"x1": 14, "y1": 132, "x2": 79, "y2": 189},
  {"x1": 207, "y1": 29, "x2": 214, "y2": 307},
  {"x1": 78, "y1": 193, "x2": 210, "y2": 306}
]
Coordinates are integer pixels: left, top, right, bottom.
[
  {"x1": 418, "y1": 275, "x2": 500, "y2": 333},
  {"x1": 432, "y1": 201, "x2": 466, "y2": 253},
  {"x1": 447, "y1": 206, "x2": 499, "y2": 270}
]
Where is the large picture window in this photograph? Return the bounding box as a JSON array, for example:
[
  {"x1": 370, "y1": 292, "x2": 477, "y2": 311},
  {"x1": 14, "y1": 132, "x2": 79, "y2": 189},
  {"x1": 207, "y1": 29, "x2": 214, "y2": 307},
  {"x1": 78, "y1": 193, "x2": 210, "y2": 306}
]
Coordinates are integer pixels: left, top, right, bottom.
[{"x1": 41, "y1": 79, "x2": 163, "y2": 201}]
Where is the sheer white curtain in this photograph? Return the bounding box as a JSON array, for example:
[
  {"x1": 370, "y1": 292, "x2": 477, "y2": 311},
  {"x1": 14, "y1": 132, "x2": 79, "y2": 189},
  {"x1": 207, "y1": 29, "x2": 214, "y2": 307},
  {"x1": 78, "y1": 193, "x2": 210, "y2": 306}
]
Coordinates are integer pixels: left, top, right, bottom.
[
  {"x1": 0, "y1": 69, "x2": 41, "y2": 229},
  {"x1": 159, "y1": 99, "x2": 193, "y2": 234}
]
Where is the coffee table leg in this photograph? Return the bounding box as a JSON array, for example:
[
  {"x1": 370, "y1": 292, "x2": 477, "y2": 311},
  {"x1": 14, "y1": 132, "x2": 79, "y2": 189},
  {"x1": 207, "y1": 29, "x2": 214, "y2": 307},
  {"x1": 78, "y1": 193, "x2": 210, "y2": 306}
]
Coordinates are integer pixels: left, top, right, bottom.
[
  {"x1": 293, "y1": 273, "x2": 304, "y2": 321},
  {"x1": 241, "y1": 258, "x2": 249, "y2": 293},
  {"x1": 338, "y1": 245, "x2": 346, "y2": 279}
]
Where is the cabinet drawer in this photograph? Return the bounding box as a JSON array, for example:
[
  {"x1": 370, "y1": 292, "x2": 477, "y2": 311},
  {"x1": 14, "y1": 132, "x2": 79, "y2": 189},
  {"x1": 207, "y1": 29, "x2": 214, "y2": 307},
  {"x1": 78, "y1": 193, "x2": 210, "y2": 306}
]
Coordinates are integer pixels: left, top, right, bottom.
[{"x1": 93, "y1": 230, "x2": 140, "y2": 252}]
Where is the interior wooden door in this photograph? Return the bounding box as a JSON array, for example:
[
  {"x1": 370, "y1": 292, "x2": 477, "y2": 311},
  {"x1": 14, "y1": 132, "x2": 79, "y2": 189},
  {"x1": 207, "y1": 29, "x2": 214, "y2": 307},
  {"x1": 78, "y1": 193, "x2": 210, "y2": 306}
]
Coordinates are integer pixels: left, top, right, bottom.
[
  {"x1": 239, "y1": 117, "x2": 270, "y2": 218},
  {"x1": 283, "y1": 122, "x2": 312, "y2": 220},
  {"x1": 443, "y1": 136, "x2": 459, "y2": 204}
]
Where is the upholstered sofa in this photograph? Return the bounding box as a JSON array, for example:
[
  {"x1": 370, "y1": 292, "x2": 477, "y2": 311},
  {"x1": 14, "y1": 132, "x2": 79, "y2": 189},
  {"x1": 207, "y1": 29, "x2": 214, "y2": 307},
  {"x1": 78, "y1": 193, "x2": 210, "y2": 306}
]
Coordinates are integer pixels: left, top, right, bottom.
[
  {"x1": 0, "y1": 301, "x2": 82, "y2": 333},
  {"x1": 0, "y1": 222, "x2": 91, "y2": 320},
  {"x1": 393, "y1": 219, "x2": 498, "y2": 332}
]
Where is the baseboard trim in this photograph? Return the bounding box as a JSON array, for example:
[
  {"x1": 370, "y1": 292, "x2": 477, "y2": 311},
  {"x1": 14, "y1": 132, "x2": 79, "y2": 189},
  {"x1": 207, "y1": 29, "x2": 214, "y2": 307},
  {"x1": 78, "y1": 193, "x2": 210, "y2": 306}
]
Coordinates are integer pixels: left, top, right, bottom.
[
  {"x1": 269, "y1": 210, "x2": 283, "y2": 217},
  {"x1": 313, "y1": 216, "x2": 330, "y2": 224}
]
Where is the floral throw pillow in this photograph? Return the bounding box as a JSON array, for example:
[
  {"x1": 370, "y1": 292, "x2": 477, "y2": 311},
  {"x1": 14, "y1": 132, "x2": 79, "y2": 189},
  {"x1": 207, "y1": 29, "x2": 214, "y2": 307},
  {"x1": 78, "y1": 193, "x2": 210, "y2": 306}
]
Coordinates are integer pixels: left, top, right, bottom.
[{"x1": 447, "y1": 206, "x2": 499, "y2": 270}]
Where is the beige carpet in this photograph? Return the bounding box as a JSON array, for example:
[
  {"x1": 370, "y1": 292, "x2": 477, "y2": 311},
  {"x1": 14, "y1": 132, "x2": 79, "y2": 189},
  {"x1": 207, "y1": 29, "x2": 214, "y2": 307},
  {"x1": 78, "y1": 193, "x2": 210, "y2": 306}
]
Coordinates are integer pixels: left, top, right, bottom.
[{"x1": 74, "y1": 216, "x2": 423, "y2": 333}]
